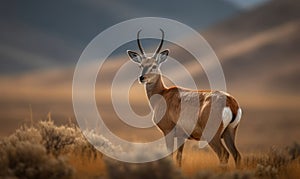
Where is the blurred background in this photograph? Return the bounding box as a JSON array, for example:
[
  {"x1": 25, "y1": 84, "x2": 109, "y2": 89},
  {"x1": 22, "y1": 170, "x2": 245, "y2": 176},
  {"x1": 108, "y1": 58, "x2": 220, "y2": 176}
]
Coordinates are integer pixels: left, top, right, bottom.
[{"x1": 0, "y1": 0, "x2": 299, "y2": 151}]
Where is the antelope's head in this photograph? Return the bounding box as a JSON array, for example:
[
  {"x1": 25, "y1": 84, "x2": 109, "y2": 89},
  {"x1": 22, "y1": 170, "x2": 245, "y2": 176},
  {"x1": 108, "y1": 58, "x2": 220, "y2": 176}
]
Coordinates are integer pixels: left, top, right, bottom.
[{"x1": 127, "y1": 29, "x2": 169, "y2": 84}]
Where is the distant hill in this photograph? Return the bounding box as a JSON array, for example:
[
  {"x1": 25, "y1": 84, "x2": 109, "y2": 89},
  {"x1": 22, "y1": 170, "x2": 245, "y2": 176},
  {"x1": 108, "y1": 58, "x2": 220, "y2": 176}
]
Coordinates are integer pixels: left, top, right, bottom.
[{"x1": 202, "y1": 0, "x2": 300, "y2": 104}]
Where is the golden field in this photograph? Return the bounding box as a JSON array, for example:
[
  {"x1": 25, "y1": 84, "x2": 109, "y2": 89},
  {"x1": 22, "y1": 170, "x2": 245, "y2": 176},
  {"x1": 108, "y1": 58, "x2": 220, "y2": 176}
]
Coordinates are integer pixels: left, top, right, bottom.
[{"x1": 1, "y1": 120, "x2": 299, "y2": 178}]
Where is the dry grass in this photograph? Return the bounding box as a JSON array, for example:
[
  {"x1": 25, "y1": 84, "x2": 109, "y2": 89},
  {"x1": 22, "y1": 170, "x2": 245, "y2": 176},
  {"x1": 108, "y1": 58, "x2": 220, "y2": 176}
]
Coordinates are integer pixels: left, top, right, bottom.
[{"x1": 0, "y1": 119, "x2": 299, "y2": 179}]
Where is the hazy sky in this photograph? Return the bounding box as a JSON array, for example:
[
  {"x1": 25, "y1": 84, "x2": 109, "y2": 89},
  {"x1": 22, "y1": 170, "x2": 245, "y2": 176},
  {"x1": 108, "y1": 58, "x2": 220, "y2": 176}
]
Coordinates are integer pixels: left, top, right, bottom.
[
  {"x1": 226, "y1": 0, "x2": 270, "y2": 9},
  {"x1": 0, "y1": 0, "x2": 270, "y2": 74}
]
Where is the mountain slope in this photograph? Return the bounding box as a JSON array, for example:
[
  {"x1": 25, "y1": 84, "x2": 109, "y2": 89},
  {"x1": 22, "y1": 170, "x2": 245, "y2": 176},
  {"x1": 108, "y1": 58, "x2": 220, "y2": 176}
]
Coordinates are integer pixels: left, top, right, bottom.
[{"x1": 202, "y1": 0, "x2": 300, "y2": 100}]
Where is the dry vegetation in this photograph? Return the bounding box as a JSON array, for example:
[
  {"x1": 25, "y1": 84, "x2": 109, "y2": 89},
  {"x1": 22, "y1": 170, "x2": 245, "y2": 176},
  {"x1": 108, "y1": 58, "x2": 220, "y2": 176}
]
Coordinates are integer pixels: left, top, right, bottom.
[
  {"x1": 0, "y1": 119, "x2": 299, "y2": 179},
  {"x1": 0, "y1": 119, "x2": 103, "y2": 178}
]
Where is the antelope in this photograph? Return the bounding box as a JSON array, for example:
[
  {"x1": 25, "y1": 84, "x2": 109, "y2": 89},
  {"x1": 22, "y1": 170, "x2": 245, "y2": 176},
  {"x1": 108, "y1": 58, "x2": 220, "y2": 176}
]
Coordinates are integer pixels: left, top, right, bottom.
[{"x1": 127, "y1": 29, "x2": 242, "y2": 167}]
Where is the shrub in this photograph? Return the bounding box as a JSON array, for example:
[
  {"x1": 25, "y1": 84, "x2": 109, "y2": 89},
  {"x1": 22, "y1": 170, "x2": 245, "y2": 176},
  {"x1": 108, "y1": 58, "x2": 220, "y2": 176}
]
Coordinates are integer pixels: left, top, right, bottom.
[
  {"x1": 0, "y1": 120, "x2": 108, "y2": 178},
  {"x1": 287, "y1": 142, "x2": 300, "y2": 160},
  {"x1": 243, "y1": 144, "x2": 300, "y2": 178},
  {"x1": 0, "y1": 126, "x2": 73, "y2": 178}
]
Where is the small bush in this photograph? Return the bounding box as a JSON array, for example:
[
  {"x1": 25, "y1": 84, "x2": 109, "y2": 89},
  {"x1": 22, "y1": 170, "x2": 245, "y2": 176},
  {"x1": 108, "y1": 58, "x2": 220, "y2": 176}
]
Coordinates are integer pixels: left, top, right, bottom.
[
  {"x1": 288, "y1": 142, "x2": 300, "y2": 160},
  {"x1": 0, "y1": 127, "x2": 73, "y2": 178},
  {"x1": 39, "y1": 120, "x2": 78, "y2": 156},
  {"x1": 0, "y1": 120, "x2": 109, "y2": 178},
  {"x1": 243, "y1": 144, "x2": 300, "y2": 178},
  {"x1": 38, "y1": 120, "x2": 102, "y2": 160}
]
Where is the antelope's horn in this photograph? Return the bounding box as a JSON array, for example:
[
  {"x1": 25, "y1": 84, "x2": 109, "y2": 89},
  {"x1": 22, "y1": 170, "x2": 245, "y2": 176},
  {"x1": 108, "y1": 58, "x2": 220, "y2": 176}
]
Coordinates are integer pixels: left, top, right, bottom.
[
  {"x1": 137, "y1": 30, "x2": 145, "y2": 57},
  {"x1": 153, "y1": 29, "x2": 164, "y2": 58}
]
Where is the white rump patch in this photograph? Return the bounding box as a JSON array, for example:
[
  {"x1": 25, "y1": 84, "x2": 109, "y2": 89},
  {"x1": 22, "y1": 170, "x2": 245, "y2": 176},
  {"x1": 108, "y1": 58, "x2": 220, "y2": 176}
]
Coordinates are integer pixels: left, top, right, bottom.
[
  {"x1": 222, "y1": 107, "x2": 232, "y2": 132},
  {"x1": 230, "y1": 108, "x2": 242, "y2": 128}
]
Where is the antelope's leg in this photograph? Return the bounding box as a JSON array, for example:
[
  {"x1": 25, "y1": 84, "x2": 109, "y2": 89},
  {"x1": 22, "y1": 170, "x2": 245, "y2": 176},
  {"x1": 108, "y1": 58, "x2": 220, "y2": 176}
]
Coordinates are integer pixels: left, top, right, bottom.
[
  {"x1": 223, "y1": 126, "x2": 241, "y2": 168},
  {"x1": 209, "y1": 135, "x2": 229, "y2": 166},
  {"x1": 176, "y1": 137, "x2": 185, "y2": 167}
]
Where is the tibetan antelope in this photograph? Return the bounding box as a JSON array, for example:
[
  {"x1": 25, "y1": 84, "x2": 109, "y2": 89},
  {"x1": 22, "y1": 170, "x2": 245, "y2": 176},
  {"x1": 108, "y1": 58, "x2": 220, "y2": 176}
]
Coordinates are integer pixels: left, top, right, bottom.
[{"x1": 127, "y1": 29, "x2": 242, "y2": 167}]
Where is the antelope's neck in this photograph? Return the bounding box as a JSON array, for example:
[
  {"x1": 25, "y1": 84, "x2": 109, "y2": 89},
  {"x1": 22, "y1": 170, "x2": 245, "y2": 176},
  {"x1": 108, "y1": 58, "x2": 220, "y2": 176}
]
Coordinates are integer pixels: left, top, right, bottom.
[{"x1": 145, "y1": 75, "x2": 166, "y2": 101}]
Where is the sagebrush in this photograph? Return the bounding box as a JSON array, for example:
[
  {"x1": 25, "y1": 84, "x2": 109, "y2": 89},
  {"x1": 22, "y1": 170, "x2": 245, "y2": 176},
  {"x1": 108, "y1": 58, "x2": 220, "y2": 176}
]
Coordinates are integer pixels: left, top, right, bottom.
[
  {"x1": 0, "y1": 119, "x2": 299, "y2": 179},
  {"x1": 0, "y1": 119, "x2": 103, "y2": 178}
]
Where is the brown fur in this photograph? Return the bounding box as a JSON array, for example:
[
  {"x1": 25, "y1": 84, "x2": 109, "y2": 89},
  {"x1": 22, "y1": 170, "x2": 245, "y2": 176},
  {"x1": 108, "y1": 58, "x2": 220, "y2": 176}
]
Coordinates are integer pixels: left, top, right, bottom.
[{"x1": 145, "y1": 74, "x2": 241, "y2": 167}]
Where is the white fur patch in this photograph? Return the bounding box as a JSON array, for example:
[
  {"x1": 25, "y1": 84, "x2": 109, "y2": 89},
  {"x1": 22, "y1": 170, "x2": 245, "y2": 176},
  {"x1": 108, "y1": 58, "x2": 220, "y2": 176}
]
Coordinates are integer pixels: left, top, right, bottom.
[
  {"x1": 222, "y1": 107, "x2": 232, "y2": 131},
  {"x1": 230, "y1": 108, "x2": 242, "y2": 128}
]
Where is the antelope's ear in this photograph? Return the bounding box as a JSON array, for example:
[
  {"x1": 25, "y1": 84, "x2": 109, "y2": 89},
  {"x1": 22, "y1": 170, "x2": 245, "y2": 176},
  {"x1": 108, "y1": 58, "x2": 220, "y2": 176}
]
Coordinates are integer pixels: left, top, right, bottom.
[
  {"x1": 156, "y1": 49, "x2": 169, "y2": 64},
  {"x1": 127, "y1": 50, "x2": 142, "y2": 64}
]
